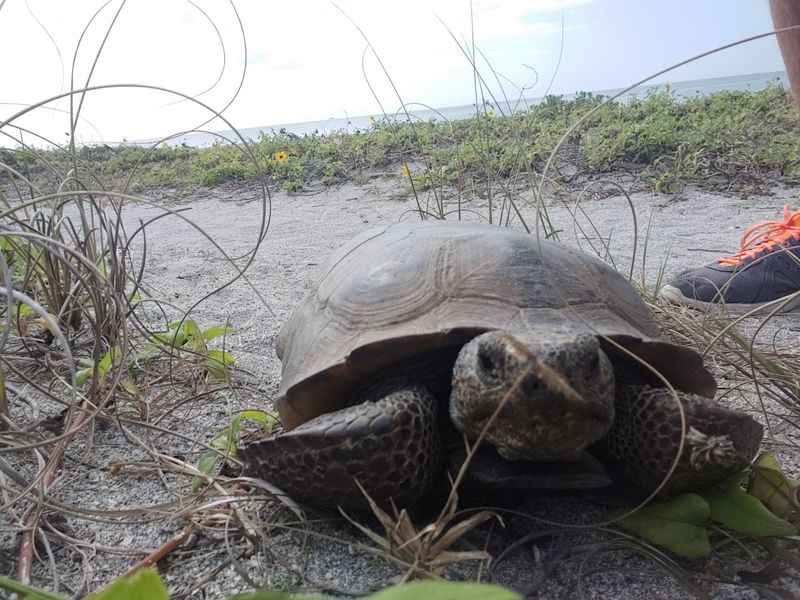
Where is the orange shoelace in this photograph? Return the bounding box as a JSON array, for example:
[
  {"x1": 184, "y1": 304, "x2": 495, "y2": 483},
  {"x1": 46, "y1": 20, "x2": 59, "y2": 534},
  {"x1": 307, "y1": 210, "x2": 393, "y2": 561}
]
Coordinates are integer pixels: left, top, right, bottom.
[{"x1": 718, "y1": 204, "x2": 800, "y2": 266}]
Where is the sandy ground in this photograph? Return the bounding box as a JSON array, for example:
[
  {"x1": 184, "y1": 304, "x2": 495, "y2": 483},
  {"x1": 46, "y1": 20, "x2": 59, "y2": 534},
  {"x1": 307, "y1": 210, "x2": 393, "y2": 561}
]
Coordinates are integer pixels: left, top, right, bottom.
[{"x1": 2, "y1": 174, "x2": 799, "y2": 599}]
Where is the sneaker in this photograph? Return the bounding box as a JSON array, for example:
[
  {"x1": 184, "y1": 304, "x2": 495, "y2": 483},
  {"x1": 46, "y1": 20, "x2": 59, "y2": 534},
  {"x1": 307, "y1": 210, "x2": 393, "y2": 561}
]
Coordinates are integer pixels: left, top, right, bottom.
[{"x1": 660, "y1": 205, "x2": 800, "y2": 313}]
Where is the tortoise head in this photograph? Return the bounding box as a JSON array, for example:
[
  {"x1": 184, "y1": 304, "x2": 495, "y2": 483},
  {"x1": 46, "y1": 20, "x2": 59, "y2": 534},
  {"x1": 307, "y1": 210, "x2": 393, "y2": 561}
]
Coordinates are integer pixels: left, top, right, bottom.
[{"x1": 449, "y1": 330, "x2": 615, "y2": 462}]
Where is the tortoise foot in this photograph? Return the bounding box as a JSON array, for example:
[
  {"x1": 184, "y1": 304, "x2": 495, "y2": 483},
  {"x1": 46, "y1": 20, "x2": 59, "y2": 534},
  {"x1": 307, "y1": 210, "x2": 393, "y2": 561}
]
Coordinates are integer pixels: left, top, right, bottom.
[
  {"x1": 605, "y1": 385, "x2": 764, "y2": 496},
  {"x1": 240, "y1": 385, "x2": 443, "y2": 510}
]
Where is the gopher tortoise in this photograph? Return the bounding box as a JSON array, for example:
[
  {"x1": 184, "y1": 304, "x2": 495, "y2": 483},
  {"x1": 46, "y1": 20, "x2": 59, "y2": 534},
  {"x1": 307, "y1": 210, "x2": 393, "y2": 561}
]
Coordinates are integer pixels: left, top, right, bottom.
[{"x1": 240, "y1": 221, "x2": 763, "y2": 509}]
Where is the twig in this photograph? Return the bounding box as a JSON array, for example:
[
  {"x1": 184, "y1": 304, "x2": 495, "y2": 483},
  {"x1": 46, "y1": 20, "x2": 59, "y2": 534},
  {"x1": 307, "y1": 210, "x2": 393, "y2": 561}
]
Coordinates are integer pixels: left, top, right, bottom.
[{"x1": 123, "y1": 524, "x2": 195, "y2": 577}]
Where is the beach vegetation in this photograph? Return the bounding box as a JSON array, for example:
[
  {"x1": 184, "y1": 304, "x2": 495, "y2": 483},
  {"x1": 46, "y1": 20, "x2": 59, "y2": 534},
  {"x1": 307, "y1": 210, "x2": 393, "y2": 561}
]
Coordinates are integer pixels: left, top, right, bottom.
[{"x1": 12, "y1": 85, "x2": 798, "y2": 196}]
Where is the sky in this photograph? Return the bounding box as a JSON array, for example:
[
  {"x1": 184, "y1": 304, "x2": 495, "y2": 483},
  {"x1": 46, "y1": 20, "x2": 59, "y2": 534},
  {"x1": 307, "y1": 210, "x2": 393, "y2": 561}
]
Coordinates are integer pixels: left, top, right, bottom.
[{"x1": 0, "y1": 0, "x2": 788, "y2": 145}]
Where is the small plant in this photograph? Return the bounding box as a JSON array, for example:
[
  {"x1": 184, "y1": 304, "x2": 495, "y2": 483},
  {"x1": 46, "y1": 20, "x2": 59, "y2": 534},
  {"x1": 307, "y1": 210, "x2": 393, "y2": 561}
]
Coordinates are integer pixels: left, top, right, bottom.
[
  {"x1": 618, "y1": 452, "x2": 798, "y2": 558},
  {"x1": 74, "y1": 345, "x2": 120, "y2": 386},
  {"x1": 342, "y1": 481, "x2": 498, "y2": 579},
  {"x1": 146, "y1": 318, "x2": 237, "y2": 382},
  {"x1": 193, "y1": 409, "x2": 275, "y2": 492}
]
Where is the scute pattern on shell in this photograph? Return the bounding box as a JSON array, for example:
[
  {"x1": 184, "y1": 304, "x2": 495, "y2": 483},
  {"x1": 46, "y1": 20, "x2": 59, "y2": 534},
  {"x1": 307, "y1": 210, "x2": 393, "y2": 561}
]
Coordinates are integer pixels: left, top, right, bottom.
[
  {"x1": 276, "y1": 221, "x2": 715, "y2": 430},
  {"x1": 240, "y1": 385, "x2": 442, "y2": 509},
  {"x1": 605, "y1": 385, "x2": 764, "y2": 495}
]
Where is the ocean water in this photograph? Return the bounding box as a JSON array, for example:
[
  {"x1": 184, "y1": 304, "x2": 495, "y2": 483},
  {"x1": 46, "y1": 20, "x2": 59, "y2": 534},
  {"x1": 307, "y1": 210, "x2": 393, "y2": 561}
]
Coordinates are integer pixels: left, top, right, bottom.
[{"x1": 160, "y1": 70, "x2": 788, "y2": 148}]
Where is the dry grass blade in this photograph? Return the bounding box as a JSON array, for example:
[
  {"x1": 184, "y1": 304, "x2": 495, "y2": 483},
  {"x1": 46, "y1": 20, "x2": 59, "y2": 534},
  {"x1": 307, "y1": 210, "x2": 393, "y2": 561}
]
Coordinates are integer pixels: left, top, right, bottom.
[
  {"x1": 338, "y1": 480, "x2": 496, "y2": 578},
  {"x1": 0, "y1": 3, "x2": 280, "y2": 593},
  {"x1": 649, "y1": 297, "x2": 800, "y2": 432},
  {"x1": 427, "y1": 510, "x2": 497, "y2": 558}
]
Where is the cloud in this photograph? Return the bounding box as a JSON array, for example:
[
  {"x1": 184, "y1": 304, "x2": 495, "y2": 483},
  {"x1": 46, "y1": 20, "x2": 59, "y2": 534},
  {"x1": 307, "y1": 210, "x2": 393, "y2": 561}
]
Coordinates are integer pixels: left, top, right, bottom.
[{"x1": 0, "y1": 0, "x2": 592, "y2": 142}]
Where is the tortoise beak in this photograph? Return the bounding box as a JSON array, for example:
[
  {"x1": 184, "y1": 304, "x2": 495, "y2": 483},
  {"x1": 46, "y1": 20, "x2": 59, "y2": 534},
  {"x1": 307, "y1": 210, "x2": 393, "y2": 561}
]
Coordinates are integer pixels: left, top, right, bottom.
[
  {"x1": 499, "y1": 333, "x2": 615, "y2": 429},
  {"x1": 517, "y1": 357, "x2": 614, "y2": 424}
]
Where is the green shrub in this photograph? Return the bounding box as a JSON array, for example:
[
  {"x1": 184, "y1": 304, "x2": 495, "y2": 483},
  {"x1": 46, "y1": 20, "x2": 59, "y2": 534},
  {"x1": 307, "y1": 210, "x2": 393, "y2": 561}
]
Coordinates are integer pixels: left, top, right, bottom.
[{"x1": 6, "y1": 85, "x2": 797, "y2": 193}]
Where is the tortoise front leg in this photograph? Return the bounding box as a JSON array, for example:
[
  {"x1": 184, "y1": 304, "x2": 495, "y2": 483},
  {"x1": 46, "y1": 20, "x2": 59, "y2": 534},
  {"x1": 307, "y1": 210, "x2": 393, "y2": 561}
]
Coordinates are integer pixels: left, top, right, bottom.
[
  {"x1": 604, "y1": 385, "x2": 764, "y2": 496},
  {"x1": 240, "y1": 383, "x2": 443, "y2": 510}
]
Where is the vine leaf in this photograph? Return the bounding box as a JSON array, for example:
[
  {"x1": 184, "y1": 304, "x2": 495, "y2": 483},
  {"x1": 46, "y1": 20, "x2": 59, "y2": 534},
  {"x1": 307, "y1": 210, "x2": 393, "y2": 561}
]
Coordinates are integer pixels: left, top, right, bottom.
[{"x1": 617, "y1": 493, "x2": 711, "y2": 558}]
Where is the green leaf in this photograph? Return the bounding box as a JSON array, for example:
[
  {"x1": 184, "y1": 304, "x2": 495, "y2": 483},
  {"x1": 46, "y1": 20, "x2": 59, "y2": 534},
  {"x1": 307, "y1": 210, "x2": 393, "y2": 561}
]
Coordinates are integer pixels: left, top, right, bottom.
[
  {"x1": 0, "y1": 575, "x2": 67, "y2": 600},
  {"x1": 209, "y1": 425, "x2": 237, "y2": 454},
  {"x1": 15, "y1": 303, "x2": 36, "y2": 319},
  {"x1": 617, "y1": 493, "x2": 711, "y2": 558},
  {"x1": 134, "y1": 343, "x2": 160, "y2": 362},
  {"x1": 238, "y1": 409, "x2": 276, "y2": 433},
  {"x1": 366, "y1": 581, "x2": 521, "y2": 600},
  {"x1": 190, "y1": 335, "x2": 208, "y2": 354},
  {"x1": 156, "y1": 320, "x2": 196, "y2": 349},
  {"x1": 153, "y1": 329, "x2": 186, "y2": 348},
  {"x1": 229, "y1": 591, "x2": 325, "y2": 600},
  {"x1": 86, "y1": 568, "x2": 169, "y2": 600},
  {"x1": 205, "y1": 349, "x2": 236, "y2": 382},
  {"x1": 193, "y1": 414, "x2": 244, "y2": 492},
  {"x1": 192, "y1": 450, "x2": 220, "y2": 493},
  {"x1": 121, "y1": 378, "x2": 140, "y2": 396},
  {"x1": 97, "y1": 346, "x2": 120, "y2": 377},
  {"x1": 74, "y1": 367, "x2": 93, "y2": 386},
  {"x1": 748, "y1": 452, "x2": 799, "y2": 519},
  {"x1": 181, "y1": 319, "x2": 200, "y2": 340},
  {"x1": 97, "y1": 351, "x2": 112, "y2": 374},
  {"x1": 705, "y1": 482, "x2": 797, "y2": 537},
  {"x1": 202, "y1": 325, "x2": 235, "y2": 342}
]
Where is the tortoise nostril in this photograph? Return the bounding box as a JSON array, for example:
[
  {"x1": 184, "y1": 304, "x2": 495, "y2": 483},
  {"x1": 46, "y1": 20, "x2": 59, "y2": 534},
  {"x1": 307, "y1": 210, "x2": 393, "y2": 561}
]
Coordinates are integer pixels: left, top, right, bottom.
[
  {"x1": 478, "y1": 346, "x2": 501, "y2": 376},
  {"x1": 522, "y1": 376, "x2": 540, "y2": 394},
  {"x1": 479, "y1": 350, "x2": 495, "y2": 374}
]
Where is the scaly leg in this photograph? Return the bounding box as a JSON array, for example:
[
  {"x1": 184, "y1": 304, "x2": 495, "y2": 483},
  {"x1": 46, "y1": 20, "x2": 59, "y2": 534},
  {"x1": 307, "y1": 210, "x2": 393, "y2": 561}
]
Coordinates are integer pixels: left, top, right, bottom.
[
  {"x1": 604, "y1": 385, "x2": 763, "y2": 495},
  {"x1": 240, "y1": 384, "x2": 442, "y2": 510}
]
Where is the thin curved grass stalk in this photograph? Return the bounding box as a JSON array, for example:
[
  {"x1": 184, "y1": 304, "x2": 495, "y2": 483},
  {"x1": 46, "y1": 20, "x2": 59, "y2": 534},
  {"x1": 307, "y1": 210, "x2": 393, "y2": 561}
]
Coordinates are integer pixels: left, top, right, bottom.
[
  {"x1": 650, "y1": 297, "x2": 800, "y2": 438},
  {"x1": 0, "y1": 287, "x2": 76, "y2": 384},
  {"x1": 434, "y1": 15, "x2": 508, "y2": 119},
  {"x1": 475, "y1": 45, "x2": 512, "y2": 114},
  {"x1": 0, "y1": 162, "x2": 46, "y2": 197},
  {"x1": 1, "y1": 189, "x2": 274, "y2": 326},
  {"x1": 122, "y1": 524, "x2": 195, "y2": 578},
  {"x1": 744, "y1": 295, "x2": 800, "y2": 438},
  {"x1": 568, "y1": 179, "x2": 639, "y2": 281},
  {"x1": 166, "y1": 0, "x2": 228, "y2": 104},
  {"x1": 0, "y1": 243, "x2": 14, "y2": 357},
  {"x1": 69, "y1": 0, "x2": 127, "y2": 162},
  {"x1": 536, "y1": 24, "x2": 800, "y2": 240},
  {"x1": 23, "y1": 0, "x2": 65, "y2": 93},
  {"x1": 437, "y1": 11, "x2": 563, "y2": 232},
  {"x1": 542, "y1": 11, "x2": 566, "y2": 100},
  {"x1": 0, "y1": 7, "x2": 281, "y2": 588},
  {"x1": 339, "y1": 3, "x2": 449, "y2": 219},
  {"x1": 228, "y1": 516, "x2": 387, "y2": 596}
]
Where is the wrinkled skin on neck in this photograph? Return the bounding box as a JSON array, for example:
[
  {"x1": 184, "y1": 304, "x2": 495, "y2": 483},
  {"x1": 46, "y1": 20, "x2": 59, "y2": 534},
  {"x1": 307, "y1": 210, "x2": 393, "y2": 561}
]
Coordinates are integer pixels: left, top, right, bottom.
[{"x1": 449, "y1": 330, "x2": 615, "y2": 462}]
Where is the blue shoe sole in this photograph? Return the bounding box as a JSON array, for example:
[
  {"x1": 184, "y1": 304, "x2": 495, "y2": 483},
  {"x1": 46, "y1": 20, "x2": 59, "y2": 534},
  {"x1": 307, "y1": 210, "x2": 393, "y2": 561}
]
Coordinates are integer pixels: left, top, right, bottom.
[{"x1": 659, "y1": 284, "x2": 800, "y2": 315}]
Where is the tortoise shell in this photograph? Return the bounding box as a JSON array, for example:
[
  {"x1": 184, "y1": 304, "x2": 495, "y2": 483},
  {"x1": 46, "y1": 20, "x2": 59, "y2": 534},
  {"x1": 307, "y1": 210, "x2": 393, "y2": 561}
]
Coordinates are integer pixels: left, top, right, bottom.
[{"x1": 276, "y1": 221, "x2": 716, "y2": 430}]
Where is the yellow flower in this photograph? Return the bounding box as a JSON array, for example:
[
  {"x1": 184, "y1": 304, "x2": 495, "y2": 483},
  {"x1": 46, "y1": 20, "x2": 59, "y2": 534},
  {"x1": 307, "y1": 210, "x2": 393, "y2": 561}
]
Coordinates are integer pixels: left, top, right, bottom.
[
  {"x1": 274, "y1": 151, "x2": 288, "y2": 163},
  {"x1": 401, "y1": 162, "x2": 411, "y2": 178}
]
